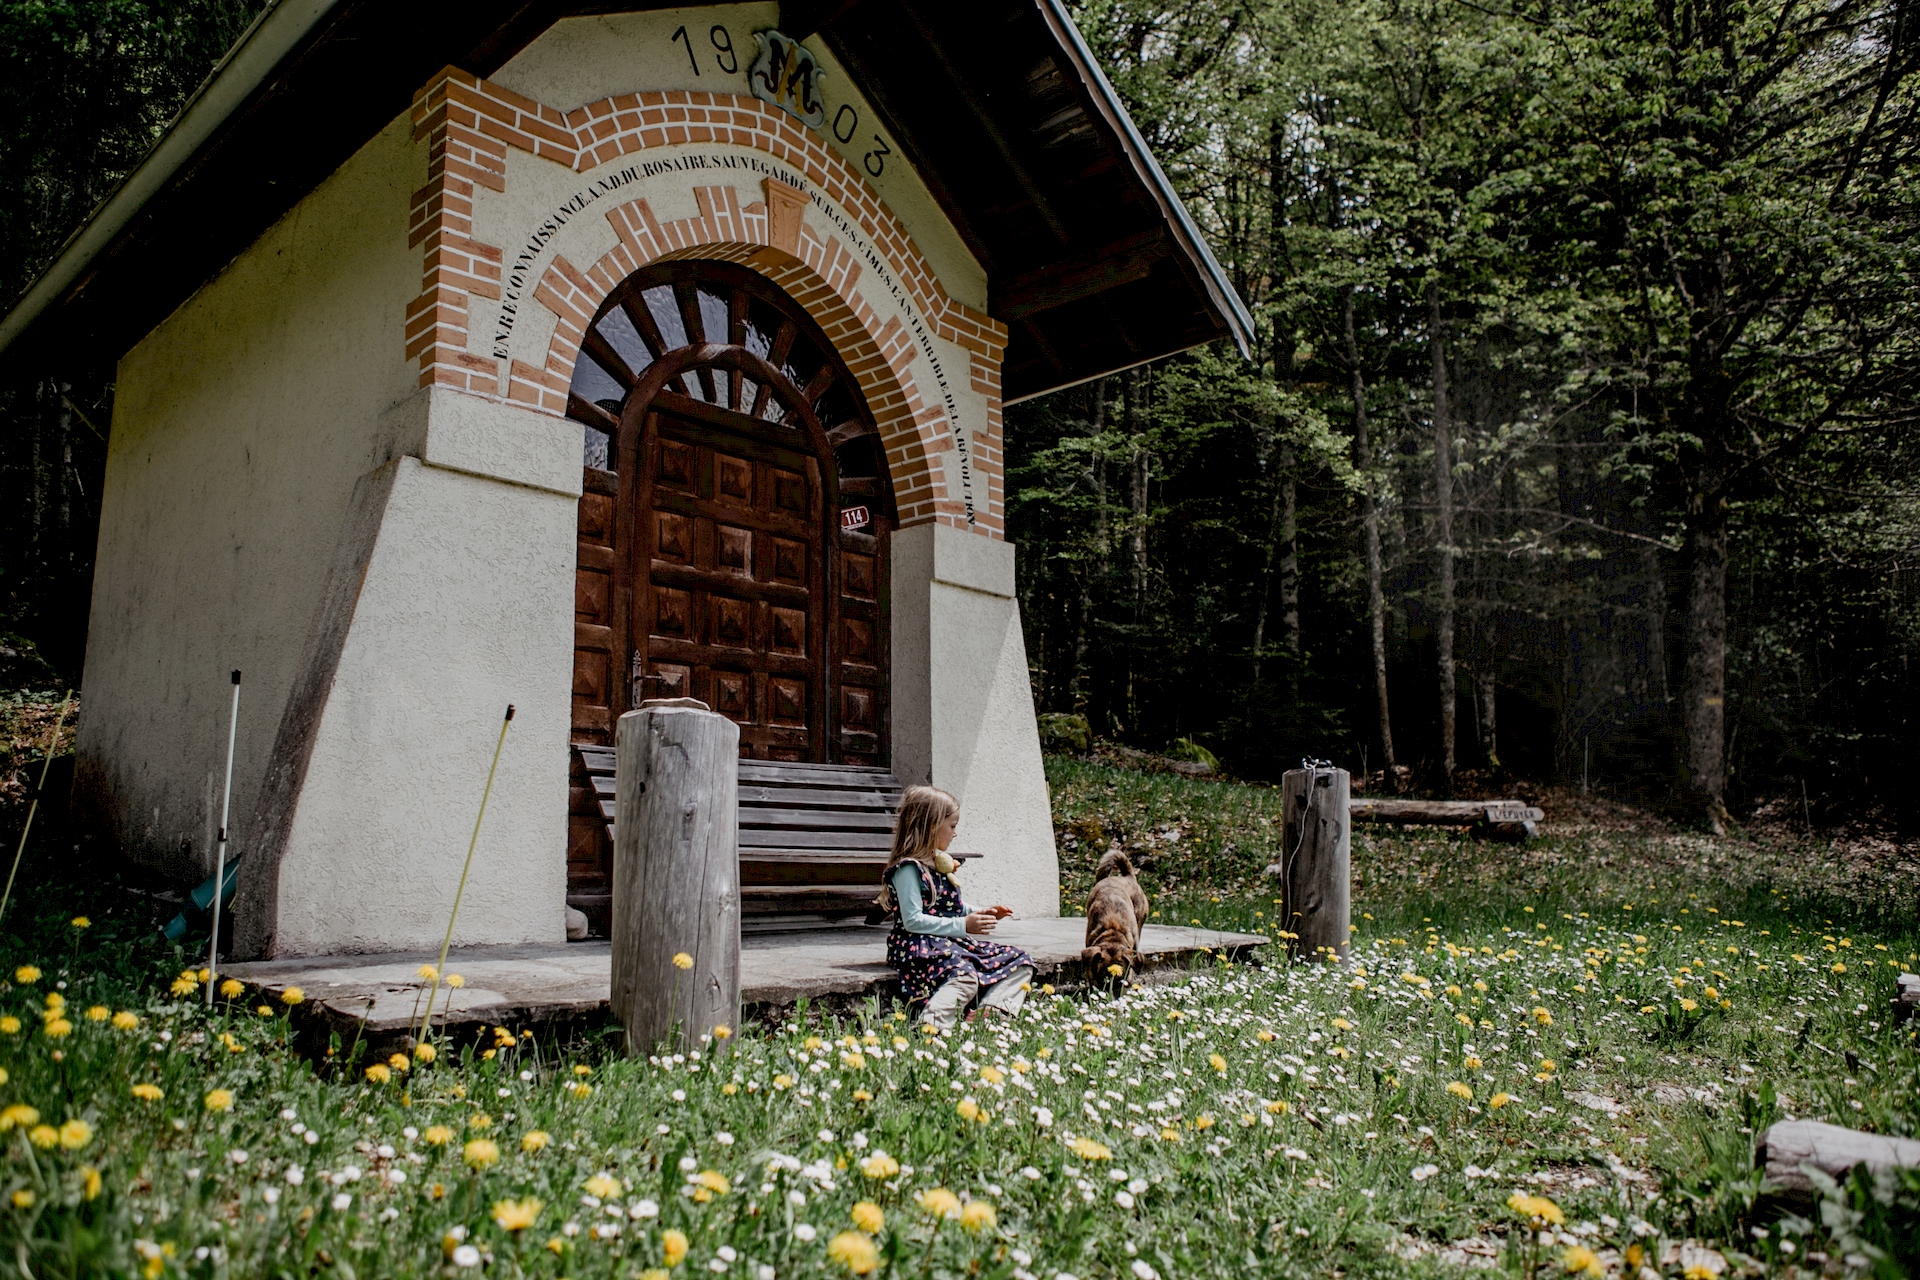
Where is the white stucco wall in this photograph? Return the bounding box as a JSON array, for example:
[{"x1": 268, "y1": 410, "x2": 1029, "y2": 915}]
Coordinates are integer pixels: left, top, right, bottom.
[
  {"x1": 892, "y1": 525, "x2": 1059, "y2": 920},
  {"x1": 76, "y1": 115, "x2": 422, "y2": 880},
  {"x1": 269, "y1": 396, "x2": 579, "y2": 955}
]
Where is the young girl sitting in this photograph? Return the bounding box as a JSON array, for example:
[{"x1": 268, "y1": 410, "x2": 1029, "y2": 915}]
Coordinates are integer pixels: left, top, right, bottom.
[{"x1": 880, "y1": 786, "x2": 1033, "y2": 1030}]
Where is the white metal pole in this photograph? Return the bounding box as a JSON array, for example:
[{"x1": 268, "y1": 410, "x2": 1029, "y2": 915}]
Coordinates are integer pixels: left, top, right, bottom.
[{"x1": 207, "y1": 671, "x2": 241, "y2": 1007}]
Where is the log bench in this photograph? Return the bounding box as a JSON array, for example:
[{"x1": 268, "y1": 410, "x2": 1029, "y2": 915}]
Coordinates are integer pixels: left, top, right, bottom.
[
  {"x1": 1348, "y1": 798, "x2": 1543, "y2": 841},
  {"x1": 571, "y1": 747, "x2": 971, "y2": 934}
]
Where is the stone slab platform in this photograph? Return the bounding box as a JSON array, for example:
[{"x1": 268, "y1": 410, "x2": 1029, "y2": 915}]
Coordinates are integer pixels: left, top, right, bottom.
[{"x1": 222, "y1": 919, "x2": 1266, "y2": 1042}]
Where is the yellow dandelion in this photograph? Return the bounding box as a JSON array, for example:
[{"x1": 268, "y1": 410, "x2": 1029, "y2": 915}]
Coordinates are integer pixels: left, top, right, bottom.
[
  {"x1": 979, "y1": 1066, "x2": 1005, "y2": 1084},
  {"x1": 1679, "y1": 998, "x2": 1699, "y2": 1012},
  {"x1": 827, "y1": 1231, "x2": 879, "y2": 1275},
  {"x1": 1068, "y1": 1137, "x2": 1113, "y2": 1161},
  {"x1": 28, "y1": 1125, "x2": 58, "y2": 1149},
  {"x1": 0, "y1": 1017, "x2": 18, "y2": 1034},
  {"x1": 960, "y1": 1200, "x2": 996, "y2": 1232},
  {"x1": 81, "y1": 1165, "x2": 101, "y2": 1200},
  {"x1": 1563, "y1": 1245, "x2": 1603, "y2": 1277},
  {"x1": 423, "y1": 1125, "x2": 453, "y2": 1145},
  {"x1": 463, "y1": 1138, "x2": 500, "y2": 1169},
  {"x1": 522, "y1": 1130, "x2": 550, "y2": 1153},
  {"x1": 1209, "y1": 1053, "x2": 1228, "y2": 1074},
  {"x1": 85, "y1": 1005, "x2": 109, "y2": 1022},
  {"x1": 584, "y1": 1174, "x2": 621, "y2": 1198},
  {"x1": 1488, "y1": 1092, "x2": 1512, "y2": 1109},
  {"x1": 10, "y1": 1190, "x2": 32, "y2": 1209},
  {"x1": 1532, "y1": 1007, "x2": 1552, "y2": 1026},
  {"x1": 70, "y1": 917, "x2": 89, "y2": 929},
  {"x1": 43, "y1": 1018, "x2": 72, "y2": 1038},
  {"x1": 841, "y1": 1051, "x2": 866, "y2": 1070},
  {"x1": 445, "y1": 974, "x2": 464, "y2": 988},
  {"x1": 1507, "y1": 1192, "x2": 1564, "y2": 1225},
  {"x1": 416, "y1": 964, "x2": 439, "y2": 981},
  {"x1": 572, "y1": 1063, "x2": 592, "y2": 1076},
  {"x1": 662, "y1": 1228, "x2": 690, "y2": 1267},
  {"x1": 204, "y1": 1089, "x2": 234, "y2": 1112},
  {"x1": 130, "y1": 1084, "x2": 162, "y2": 1102},
  {"x1": 712, "y1": 1023, "x2": 732, "y2": 1040},
  {"x1": 851, "y1": 1200, "x2": 884, "y2": 1233},
  {"x1": 492, "y1": 1197, "x2": 542, "y2": 1231},
  {"x1": 955, "y1": 1098, "x2": 981, "y2": 1122},
  {"x1": 1446, "y1": 1081, "x2": 1473, "y2": 1100},
  {"x1": 697, "y1": 1170, "x2": 729, "y2": 1195},
  {"x1": 917, "y1": 1187, "x2": 962, "y2": 1219},
  {"x1": 365, "y1": 1064, "x2": 391, "y2": 1084},
  {"x1": 15, "y1": 966, "x2": 40, "y2": 984},
  {"x1": 672, "y1": 952, "x2": 694, "y2": 971},
  {"x1": 59, "y1": 1119, "x2": 92, "y2": 1150},
  {"x1": 858, "y1": 1153, "x2": 899, "y2": 1179},
  {"x1": 279, "y1": 987, "x2": 303, "y2": 1006},
  {"x1": 219, "y1": 979, "x2": 243, "y2": 999}
]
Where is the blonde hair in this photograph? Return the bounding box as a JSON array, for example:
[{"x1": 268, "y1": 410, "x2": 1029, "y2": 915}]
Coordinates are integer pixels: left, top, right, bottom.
[{"x1": 883, "y1": 785, "x2": 959, "y2": 884}]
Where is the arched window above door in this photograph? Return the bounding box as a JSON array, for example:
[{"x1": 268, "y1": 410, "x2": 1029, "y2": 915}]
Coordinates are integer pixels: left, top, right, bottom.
[{"x1": 564, "y1": 261, "x2": 892, "y2": 511}]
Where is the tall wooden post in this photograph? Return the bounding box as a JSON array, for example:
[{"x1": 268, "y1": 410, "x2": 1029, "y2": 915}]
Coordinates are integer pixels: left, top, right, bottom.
[
  {"x1": 611, "y1": 703, "x2": 741, "y2": 1056},
  {"x1": 1280, "y1": 765, "x2": 1351, "y2": 965}
]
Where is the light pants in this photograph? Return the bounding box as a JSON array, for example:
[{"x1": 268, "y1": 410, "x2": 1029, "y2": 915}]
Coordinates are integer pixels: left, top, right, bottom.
[{"x1": 921, "y1": 964, "x2": 1034, "y2": 1031}]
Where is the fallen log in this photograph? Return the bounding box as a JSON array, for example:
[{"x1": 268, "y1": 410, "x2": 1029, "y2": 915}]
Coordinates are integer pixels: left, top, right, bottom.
[
  {"x1": 1892, "y1": 972, "x2": 1920, "y2": 1022},
  {"x1": 1756, "y1": 1120, "x2": 1920, "y2": 1201},
  {"x1": 1348, "y1": 798, "x2": 1543, "y2": 841}
]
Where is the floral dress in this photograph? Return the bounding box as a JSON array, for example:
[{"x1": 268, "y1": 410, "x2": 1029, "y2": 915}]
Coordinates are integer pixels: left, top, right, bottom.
[{"x1": 885, "y1": 862, "x2": 1032, "y2": 1007}]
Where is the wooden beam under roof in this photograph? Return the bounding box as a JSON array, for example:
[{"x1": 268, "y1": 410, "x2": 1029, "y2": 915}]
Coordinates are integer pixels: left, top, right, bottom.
[{"x1": 990, "y1": 228, "x2": 1170, "y2": 321}]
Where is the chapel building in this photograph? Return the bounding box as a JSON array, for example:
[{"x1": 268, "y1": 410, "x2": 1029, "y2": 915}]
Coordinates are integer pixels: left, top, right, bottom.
[{"x1": 0, "y1": 0, "x2": 1250, "y2": 957}]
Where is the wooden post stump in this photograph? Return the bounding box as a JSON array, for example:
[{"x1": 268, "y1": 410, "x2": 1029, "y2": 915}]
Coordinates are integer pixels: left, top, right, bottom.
[
  {"x1": 611, "y1": 703, "x2": 741, "y2": 1057},
  {"x1": 1280, "y1": 766, "x2": 1351, "y2": 965}
]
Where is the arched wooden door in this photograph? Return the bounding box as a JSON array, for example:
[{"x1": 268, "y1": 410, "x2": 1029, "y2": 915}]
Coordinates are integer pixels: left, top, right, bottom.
[{"x1": 563, "y1": 262, "x2": 895, "y2": 914}]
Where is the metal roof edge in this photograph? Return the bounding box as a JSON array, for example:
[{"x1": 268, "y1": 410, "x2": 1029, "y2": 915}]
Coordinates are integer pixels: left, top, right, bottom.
[
  {"x1": 0, "y1": 0, "x2": 346, "y2": 360},
  {"x1": 1035, "y1": 0, "x2": 1256, "y2": 362}
]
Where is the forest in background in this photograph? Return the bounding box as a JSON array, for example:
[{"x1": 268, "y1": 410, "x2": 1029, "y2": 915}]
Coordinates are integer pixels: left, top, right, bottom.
[
  {"x1": 1010, "y1": 0, "x2": 1920, "y2": 828},
  {"x1": 0, "y1": 0, "x2": 1916, "y2": 830}
]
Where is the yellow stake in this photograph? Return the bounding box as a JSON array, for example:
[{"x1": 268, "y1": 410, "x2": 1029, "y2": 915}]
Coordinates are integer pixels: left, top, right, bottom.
[
  {"x1": 0, "y1": 692, "x2": 73, "y2": 924},
  {"x1": 418, "y1": 705, "x2": 515, "y2": 1042}
]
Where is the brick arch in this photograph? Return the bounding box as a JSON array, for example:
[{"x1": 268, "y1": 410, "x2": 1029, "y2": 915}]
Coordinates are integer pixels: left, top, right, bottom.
[
  {"x1": 513, "y1": 184, "x2": 951, "y2": 526},
  {"x1": 407, "y1": 69, "x2": 1008, "y2": 532}
]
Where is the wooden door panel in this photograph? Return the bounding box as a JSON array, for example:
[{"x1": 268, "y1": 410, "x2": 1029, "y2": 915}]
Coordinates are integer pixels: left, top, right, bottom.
[
  {"x1": 632, "y1": 412, "x2": 831, "y2": 761},
  {"x1": 566, "y1": 262, "x2": 907, "y2": 924}
]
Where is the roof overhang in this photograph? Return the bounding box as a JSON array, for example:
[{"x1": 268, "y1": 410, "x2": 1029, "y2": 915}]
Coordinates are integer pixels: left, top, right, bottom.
[{"x1": 0, "y1": 0, "x2": 1252, "y2": 403}]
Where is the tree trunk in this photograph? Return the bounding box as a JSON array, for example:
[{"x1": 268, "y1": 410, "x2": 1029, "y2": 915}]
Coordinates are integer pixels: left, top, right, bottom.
[
  {"x1": 1477, "y1": 666, "x2": 1498, "y2": 768},
  {"x1": 1127, "y1": 367, "x2": 1149, "y2": 610},
  {"x1": 1251, "y1": 477, "x2": 1280, "y2": 685},
  {"x1": 1250, "y1": 445, "x2": 1299, "y2": 693},
  {"x1": 1681, "y1": 489, "x2": 1731, "y2": 833},
  {"x1": 1280, "y1": 446, "x2": 1300, "y2": 673},
  {"x1": 1344, "y1": 292, "x2": 1398, "y2": 791},
  {"x1": 1069, "y1": 378, "x2": 1109, "y2": 710},
  {"x1": 611, "y1": 704, "x2": 742, "y2": 1056},
  {"x1": 1430, "y1": 283, "x2": 1457, "y2": 793}
]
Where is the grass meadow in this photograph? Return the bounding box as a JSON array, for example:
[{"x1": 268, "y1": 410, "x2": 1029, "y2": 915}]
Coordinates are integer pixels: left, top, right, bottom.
[{"x1": 1, "y1": 756, "x2": 1917, "y2": 1278}]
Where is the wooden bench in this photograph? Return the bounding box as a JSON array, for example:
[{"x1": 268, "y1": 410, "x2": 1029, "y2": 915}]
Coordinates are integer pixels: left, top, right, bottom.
[{"x1": 570, "y1": 748, "x2": 969, "y2": 933}]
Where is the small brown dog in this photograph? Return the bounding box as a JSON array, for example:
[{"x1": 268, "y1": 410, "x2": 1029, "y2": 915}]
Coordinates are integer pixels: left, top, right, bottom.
[{"x1": 1082, "y1": 849, "x2": 1149, "y2": 972}]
